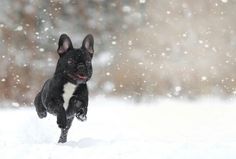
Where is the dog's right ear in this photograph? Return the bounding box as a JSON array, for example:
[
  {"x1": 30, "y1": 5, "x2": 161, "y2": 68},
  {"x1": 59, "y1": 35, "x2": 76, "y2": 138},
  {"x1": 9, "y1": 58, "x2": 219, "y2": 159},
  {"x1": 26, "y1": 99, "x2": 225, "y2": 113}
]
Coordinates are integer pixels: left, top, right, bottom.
[{"x1": 57, "y1": 34, "x2": 73, "y2": 56}]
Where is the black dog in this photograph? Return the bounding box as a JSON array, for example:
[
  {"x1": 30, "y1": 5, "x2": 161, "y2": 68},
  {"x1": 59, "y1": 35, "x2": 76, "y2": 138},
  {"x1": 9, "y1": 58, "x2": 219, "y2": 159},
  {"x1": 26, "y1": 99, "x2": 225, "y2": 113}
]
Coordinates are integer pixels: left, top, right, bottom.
[{"x1": 34, "y1": 34, "x2": 94, "y2": 143}]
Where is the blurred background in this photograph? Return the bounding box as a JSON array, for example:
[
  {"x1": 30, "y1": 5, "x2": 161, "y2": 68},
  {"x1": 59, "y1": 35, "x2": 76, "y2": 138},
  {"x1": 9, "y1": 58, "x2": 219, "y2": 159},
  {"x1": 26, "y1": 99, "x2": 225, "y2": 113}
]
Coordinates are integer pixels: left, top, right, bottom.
[{"x1": 0, "y1": 0, "x2": 235, "y2": 106}]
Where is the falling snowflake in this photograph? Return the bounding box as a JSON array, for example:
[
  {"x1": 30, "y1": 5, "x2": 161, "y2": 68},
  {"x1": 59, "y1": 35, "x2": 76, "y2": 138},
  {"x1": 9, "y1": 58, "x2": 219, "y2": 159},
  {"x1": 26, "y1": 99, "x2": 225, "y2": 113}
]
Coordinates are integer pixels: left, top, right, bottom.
[
  {"x1": 39, "y1": 48, "x2": 45, "y2": 52},
  {"x1": 128, "y1": 40, "x2": 133, "y2": 46},
  {"x1": 12, "y1": 102, "x2": 20, "y2": 107},
  {"x1": 175, "y1": 86, "x2": 182, "y2": 92},
  {"x1": 201, "y1": 76, "x2": 207, "y2": 81},
  {"x1": 15, "y1": 26, "x2": 23, "y2": 31},
  {"x1": 139, "y1": 0, "x2": 146, "y2": 4},
  {"x1": 166, "y1": 10, "x2": 171, "y2": 15},
  {"x1": 221, "y1": 0, "x2": 228, "y2": 3}
]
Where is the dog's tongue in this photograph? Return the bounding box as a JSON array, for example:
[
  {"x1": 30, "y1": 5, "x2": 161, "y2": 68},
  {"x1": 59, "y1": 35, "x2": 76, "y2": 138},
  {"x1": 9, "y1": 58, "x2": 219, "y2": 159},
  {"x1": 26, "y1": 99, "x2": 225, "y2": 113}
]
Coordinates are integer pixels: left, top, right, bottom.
[
  {"x1": 78, "y1": 74, "x2": 87, "y2": 80},
  {"x1": 68, "y1": 73, "x2": 87, "y2": 81}
]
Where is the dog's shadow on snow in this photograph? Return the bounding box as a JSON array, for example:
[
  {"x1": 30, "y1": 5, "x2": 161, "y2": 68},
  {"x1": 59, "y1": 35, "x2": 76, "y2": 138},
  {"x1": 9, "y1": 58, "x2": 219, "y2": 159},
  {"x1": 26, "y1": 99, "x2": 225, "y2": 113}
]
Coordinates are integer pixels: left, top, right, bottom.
[{"x1": 63, "y1": 138, "x2": 110, "y2": 148}]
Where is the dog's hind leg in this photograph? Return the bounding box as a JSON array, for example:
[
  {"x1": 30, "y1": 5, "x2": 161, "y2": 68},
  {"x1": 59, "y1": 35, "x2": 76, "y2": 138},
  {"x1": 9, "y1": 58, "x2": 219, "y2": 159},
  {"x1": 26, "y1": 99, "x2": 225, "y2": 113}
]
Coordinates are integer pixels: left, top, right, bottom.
[
  {"x1": 58, "y1": 117, "x2": 74, "y2": 143},
  {"x1": 34, "y1": 92, "x2": 47, "y2": 118}
]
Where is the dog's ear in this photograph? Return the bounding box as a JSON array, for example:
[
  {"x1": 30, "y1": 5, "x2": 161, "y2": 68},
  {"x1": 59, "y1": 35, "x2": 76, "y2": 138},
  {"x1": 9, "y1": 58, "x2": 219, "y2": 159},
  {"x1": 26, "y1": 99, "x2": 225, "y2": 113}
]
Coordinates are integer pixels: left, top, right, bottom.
[
  {"x1": 81, "y1": 34, "x2": 94, "y2": 57},
  {"x1": 57, "y1": 34, "x2": 73, "y2": 56}
]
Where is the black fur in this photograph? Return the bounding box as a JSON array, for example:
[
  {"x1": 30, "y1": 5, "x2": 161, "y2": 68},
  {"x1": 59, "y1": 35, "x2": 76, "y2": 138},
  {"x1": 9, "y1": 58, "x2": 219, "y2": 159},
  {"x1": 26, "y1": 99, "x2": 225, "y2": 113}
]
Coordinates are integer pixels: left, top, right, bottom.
[{"x1": 34, "y1": 34, "x2": 94, "y2": 143}]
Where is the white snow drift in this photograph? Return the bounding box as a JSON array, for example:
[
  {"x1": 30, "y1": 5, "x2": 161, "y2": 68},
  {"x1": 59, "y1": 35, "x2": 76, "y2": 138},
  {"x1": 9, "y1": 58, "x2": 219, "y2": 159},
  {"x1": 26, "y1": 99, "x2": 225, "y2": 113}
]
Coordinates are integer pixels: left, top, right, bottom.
[{"x1": 1, "y1": 97, "x2": 236, "y2": 159}]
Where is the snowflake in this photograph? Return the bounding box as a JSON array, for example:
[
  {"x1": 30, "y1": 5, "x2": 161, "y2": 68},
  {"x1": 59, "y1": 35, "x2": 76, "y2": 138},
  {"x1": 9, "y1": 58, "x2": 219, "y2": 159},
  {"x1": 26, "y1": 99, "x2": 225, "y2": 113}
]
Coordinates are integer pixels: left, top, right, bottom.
[
  {"x1": 175, "y1": 86, "x2": 182, "y2": 92},
  {"x1": 12, "y1": 102, "x2": 19, "y2": 107},
  {"x1": 128, "y1": 40, "x2": 133, "y2": 46},
  {"x1": 221, "y1": 0, "x2": 228, "y2": 3},
  {"x1": 201, "y1": 76, "x2": 207, "y2": 81},
  {"x1": 15, "y1": 26, "x2": 23, "y2": 31},
  {"x1": 39, "y1": 48, "x2": 45, "y2": 52},
  {"x1": 139, "y1": 0, "x2": 146, "y2": 4}
]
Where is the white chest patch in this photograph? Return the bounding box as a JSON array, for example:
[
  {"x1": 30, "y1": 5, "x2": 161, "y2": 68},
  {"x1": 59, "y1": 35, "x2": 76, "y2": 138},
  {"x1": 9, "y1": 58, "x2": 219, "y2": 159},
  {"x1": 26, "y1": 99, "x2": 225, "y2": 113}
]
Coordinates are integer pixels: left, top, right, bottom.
[{"x1": 63, "y1": 83, "x2": 76, "y2": 110}]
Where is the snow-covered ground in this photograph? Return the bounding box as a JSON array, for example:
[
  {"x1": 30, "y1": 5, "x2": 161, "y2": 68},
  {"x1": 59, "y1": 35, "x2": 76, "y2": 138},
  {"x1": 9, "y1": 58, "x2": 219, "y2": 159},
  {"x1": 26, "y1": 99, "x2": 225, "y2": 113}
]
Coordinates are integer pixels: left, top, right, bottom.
[{"x1": 1, "y1": 97, "x2": 236, "y2": 159}]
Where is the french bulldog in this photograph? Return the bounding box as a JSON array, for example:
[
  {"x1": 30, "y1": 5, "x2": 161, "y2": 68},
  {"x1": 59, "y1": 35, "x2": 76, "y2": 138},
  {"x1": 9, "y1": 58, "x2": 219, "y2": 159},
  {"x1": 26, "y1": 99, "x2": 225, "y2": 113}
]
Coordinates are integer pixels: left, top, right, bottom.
[{"x1": 34, "y1": 33, "x2": 94, "y2": 143}]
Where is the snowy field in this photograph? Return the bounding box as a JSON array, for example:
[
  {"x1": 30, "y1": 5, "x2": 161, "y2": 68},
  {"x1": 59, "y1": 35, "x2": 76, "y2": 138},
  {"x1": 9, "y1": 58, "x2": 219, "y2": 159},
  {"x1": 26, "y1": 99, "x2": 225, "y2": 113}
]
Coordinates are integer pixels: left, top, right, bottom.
[{"x1": 1, "y1": 97, "x2": 236, "y2": 159}]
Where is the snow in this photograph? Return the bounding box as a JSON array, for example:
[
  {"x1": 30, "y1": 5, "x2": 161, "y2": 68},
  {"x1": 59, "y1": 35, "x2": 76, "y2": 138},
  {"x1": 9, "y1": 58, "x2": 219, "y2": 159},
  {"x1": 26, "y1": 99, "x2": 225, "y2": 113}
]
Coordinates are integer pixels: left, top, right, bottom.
[
  {"x1": 139, "y1": 0, "x2": 146, "y2": 4},
  {"x1": 221, "y1": 0, "x2": 228, "y2": 3},
  {"x1": 39, "y1": 48, "x2": 45, "y2": 52},
  {"x1": 15, "y1": 26, "x2": 23, "y2": 31},
  {"x1": 128, "y1": 40, "x2": 133, "y2": 46},
  {"x1": 201, "y1": 76, "x2": 208, "y2": 81},
  {"x1": 175, "y1": 86, "x2": 182, "y2": 92},
  {"x1": 112, "y1": 41, "x2": 116, "y2": 45},
  {"x1": 106, "y1": 72, "x2": 110, "y2": 76},
  {"x1": 1, "y1": 97, "x2": 236, "y2": 159},
  {"x1": 11, "y1": 102, "x2": 19, "y2": 107}
]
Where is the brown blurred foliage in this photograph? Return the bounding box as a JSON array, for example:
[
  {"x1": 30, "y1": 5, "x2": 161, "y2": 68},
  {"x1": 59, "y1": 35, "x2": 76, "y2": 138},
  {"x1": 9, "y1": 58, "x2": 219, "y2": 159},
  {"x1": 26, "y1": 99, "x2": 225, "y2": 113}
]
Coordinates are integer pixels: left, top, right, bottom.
[{"x1": 0, "y1": 0, "x2": 236, "y2": 105}]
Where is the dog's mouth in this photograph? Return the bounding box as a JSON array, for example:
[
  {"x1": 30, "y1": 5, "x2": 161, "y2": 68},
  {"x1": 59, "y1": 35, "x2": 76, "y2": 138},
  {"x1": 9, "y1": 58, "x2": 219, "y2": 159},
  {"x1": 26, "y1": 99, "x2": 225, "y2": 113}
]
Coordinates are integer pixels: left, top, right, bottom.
[{"x1": 67, "y1": 73, "x2": 88, "y2": 81}]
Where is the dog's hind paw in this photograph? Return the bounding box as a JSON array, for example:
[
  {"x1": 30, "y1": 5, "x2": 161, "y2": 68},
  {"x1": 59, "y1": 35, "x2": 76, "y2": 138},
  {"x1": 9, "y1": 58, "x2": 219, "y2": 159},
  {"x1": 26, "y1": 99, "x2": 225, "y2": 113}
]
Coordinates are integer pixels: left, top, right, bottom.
[{"x1": 37, "y1": 111, "x2": 47, "y2": 119}]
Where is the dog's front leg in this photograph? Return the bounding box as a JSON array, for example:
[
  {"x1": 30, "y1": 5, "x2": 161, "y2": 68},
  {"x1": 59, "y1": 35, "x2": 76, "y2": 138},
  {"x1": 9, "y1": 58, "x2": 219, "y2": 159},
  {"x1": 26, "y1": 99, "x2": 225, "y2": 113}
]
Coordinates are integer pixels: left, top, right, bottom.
[
  {"x1": 47, "y1": 101, "x2": 67, "y2": 129},
  {"x1": 58, "y1": 117, "x2": 74, "y2": 143},
  {"x1": 57, "y1": 106, "x2": 67, "y2": 129},
  {"x1": 74, "y1": 84, "x2": 89, "y2": 121},
  {"x1": 76, "y1": 102, "x2": 88, "y2": 121}
]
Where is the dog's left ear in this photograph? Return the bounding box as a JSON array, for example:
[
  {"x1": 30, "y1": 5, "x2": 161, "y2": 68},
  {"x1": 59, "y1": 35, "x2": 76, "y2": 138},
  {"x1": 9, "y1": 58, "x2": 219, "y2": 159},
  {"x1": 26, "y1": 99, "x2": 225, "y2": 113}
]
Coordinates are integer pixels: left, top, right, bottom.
[
  {"x1": 57, "y1": 34, "x2": 73, "y2": 56},
  {"x1": 82, "y1": 34, "x2": 94, "y2": 57}
]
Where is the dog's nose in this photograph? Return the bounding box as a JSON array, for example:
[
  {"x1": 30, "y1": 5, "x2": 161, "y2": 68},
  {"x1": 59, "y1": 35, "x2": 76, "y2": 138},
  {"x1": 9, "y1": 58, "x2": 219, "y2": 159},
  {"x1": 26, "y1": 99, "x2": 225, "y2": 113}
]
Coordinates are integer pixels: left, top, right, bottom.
[{"x1": 77, "y1": 64, "x2": 85, "y2": 70}]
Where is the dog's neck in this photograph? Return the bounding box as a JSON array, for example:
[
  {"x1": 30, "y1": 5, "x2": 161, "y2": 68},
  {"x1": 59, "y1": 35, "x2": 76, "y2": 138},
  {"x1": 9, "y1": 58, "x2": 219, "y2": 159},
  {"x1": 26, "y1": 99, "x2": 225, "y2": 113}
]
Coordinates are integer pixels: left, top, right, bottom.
[{"x1": 50, "y1": 75, "x2": 73, "y2": 96}]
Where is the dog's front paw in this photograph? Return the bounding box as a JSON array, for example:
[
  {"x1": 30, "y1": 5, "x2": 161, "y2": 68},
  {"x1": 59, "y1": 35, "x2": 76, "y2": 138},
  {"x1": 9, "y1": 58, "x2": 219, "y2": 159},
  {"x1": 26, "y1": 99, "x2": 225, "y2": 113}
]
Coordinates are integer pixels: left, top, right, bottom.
[
  {"x1": 76, "y1": 113, "x2": 87, "y2": 121},
  {"x1": 76, "y1": 108, "x2": 87, "y2": 121}
]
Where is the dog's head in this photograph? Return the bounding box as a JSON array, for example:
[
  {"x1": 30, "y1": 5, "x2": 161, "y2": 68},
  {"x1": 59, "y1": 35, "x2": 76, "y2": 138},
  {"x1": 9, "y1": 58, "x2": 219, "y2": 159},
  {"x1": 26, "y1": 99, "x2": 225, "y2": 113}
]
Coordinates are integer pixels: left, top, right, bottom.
[{"x1": 54, "y1": 34, "x2": 94, "y2": 84}]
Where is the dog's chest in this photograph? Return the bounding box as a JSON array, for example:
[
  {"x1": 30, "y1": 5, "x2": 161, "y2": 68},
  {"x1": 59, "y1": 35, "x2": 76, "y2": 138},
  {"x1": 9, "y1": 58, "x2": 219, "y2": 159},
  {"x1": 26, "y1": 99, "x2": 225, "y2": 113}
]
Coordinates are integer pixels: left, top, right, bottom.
[{"x1": 63, "y1": 83, "x2": 76, "y2": 110}]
